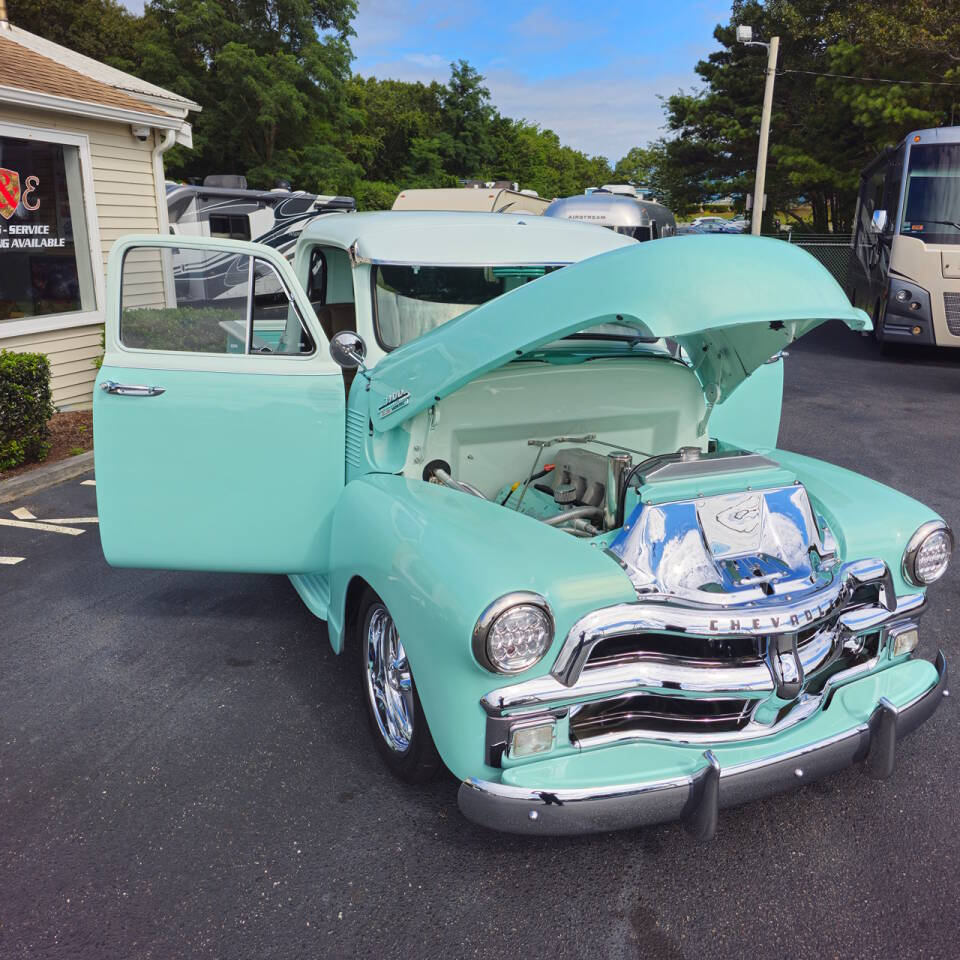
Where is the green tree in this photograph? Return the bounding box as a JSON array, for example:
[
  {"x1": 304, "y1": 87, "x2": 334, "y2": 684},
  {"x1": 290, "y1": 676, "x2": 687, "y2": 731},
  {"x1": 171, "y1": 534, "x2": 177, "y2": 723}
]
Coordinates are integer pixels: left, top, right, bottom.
[
  {"x1": 138, "y1": 0, "x2": 359, "y2": 192},
  {"x1": 611, "y1": 146, "x2": 658, "y2": 186},
  {"x1": 438, "y1": 60, "x2": 496, "y2": 177},
  {"x1": 660, "y1": 0, "x2": 959, "y2": 231},
  {"x1": 7, "y1": 0, "x2": 139, "y2": 71}
]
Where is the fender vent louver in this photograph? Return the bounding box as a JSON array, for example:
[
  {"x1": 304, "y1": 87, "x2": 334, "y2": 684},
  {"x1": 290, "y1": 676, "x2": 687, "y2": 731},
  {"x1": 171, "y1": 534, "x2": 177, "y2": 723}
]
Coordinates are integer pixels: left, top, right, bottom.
[{"x1": 345, "y1": 409, "x2": 366, "y2": 467}]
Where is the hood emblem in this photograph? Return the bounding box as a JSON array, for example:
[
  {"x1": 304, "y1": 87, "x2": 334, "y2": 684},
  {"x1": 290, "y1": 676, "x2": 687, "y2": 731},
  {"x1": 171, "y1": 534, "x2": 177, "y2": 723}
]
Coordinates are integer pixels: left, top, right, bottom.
[
  {"x1": 378, "y1": 389, "x2": 410, "y2": 418},
  {"x1": 715, "y1": 495, "x2": 761, "y2": 534}
]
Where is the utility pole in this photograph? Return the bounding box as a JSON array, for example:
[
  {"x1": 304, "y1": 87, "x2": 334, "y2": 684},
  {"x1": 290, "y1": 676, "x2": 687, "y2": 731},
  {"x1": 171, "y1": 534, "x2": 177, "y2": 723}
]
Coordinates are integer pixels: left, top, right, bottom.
[{"x1": 737, "y1": 27, "x2": 780, "y2": 235}]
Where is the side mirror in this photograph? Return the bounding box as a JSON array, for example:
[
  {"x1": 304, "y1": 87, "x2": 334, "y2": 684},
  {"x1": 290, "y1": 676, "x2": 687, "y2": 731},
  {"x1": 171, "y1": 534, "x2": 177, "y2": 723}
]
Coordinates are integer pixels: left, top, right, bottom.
[
  {"x1": 870, "y1": 209, "x2": 888, "y2": 234},
  {"x1": 329, "y1": 330, "x2": 367, "y2": 370}
]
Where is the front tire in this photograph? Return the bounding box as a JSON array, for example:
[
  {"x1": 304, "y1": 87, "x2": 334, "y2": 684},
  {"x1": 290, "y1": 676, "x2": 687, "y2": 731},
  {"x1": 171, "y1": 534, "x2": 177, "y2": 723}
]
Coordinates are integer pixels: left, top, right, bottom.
[
  {"x1": 356, "y1": 588, "x2": 441, "y2": 784},
  {"x1": 874, "y1": 299, "x2": 896, "y2": 356}
]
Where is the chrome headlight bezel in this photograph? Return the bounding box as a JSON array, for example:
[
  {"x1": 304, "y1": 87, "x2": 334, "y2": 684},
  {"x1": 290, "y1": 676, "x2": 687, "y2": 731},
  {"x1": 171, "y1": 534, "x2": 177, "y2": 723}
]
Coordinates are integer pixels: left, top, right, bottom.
[
  {"x1": 472, "y1": 592, "x2": 555, "y2": 675},
  {"x1": 902, "y1": 520, "x2": 954, "y2": 586}
]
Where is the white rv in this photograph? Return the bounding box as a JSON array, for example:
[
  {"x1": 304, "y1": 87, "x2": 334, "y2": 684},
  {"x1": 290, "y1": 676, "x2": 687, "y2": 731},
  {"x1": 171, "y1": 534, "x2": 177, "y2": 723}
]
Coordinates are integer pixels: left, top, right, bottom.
[{"x1": 167, "y1": 176, "x2": 355, "y2": 258}]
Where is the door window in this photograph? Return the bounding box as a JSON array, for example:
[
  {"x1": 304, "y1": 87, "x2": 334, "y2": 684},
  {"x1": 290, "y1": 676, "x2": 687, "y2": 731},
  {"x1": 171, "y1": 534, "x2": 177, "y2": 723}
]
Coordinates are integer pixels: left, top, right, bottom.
[
  {"x1": 119, "y1": 245, "x2": 313, "y2": 355},
  {"x1": 307, "y1": 247, "x2": 327, "y2": 305},
  {"x1": 251, "y1": 258, "x2": 314, "y2": 355}
]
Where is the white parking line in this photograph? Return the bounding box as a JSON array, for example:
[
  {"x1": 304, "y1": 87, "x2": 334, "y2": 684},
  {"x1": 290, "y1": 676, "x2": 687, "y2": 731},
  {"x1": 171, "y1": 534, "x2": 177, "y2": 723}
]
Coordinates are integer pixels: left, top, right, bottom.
[
  {"x1": 0, "y1": 518, "x2": 85, "y2": 536},
  {"x1": 42, "y1": 517, "x2": 99, "y2": 524},
  {"x1": 0, "y1": 557, "x2": 25, "y2": 565},
  {"x1": 11, "y1": 507, "x2": 36, "y2": 520},
  {"x1": 81, "y1": 480, "x2": 96, "y2": 486}
]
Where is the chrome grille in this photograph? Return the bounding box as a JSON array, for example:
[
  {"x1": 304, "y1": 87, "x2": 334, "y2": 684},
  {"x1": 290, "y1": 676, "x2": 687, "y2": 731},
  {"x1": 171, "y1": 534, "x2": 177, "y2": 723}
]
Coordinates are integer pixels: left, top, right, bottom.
[
  {"x1": 570, "y1": 693, "x2": 754, "y2": 745},
  {"x1": 945, "y1": 293, "x2": 960, "y2": 336},
  {"x1": 585, "y1": 625, "x2": 821, "y2": 669}
]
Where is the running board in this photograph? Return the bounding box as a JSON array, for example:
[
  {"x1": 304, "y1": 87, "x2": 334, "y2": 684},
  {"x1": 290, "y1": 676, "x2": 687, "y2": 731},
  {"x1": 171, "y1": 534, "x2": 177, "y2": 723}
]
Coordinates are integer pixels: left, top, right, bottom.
[{"x1": 288, "y1": 572, "x2": 331, "y2": 620}]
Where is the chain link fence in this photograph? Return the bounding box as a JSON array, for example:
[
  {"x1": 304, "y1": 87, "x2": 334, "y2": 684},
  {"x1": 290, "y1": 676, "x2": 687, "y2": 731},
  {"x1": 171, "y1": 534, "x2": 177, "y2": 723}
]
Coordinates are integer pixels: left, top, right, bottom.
[{"x1": 762, "y1": 233, "x2": 853, "y2": 287}]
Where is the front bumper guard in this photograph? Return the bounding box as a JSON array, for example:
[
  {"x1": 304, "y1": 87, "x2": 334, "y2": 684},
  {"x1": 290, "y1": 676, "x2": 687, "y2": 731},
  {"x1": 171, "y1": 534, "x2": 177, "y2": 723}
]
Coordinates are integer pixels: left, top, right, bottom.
[{"x1": 458, "y1": 651, "x2": 947, "y2": 838}]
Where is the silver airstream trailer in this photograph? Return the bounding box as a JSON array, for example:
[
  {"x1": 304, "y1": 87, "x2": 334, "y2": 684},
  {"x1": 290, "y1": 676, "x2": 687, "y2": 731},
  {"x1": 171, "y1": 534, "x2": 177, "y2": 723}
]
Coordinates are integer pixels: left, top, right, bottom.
[{"x1": 544, "y1": 192, "x2": 676, "y2": 241}]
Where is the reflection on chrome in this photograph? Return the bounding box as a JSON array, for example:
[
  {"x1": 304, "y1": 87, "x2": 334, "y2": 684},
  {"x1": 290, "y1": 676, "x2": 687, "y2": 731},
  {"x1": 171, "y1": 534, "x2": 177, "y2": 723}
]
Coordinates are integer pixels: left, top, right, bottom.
[{"x1": 609, "y1": 483, "x2": 831, "y2": 604}]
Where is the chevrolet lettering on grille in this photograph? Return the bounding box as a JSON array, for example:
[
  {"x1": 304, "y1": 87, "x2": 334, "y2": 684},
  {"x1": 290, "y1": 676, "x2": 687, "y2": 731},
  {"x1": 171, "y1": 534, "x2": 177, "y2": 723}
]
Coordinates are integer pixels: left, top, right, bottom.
[{"x1": 707, "y1": 602, "x2": 833, "y2": 634}]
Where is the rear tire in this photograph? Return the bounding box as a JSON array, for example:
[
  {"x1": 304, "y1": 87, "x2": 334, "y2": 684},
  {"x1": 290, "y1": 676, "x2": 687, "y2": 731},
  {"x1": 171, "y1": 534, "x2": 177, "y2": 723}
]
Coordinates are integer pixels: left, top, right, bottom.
[{"x1": 355, "y1": 587, "x2": 441, "y2": 784}]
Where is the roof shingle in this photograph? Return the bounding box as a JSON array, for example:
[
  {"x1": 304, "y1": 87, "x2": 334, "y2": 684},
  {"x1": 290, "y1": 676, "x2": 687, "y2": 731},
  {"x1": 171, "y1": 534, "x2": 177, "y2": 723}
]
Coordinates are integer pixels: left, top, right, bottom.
[{"x1": 0, "y1": 33, "x2": 166, "y2": 117}]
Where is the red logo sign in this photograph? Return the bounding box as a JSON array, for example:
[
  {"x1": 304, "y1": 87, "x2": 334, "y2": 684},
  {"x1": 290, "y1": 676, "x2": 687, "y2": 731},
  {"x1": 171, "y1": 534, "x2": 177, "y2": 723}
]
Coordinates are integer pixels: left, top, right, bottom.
[{"x1": 0, "y1": 168, "x2": 21, "y2": 220}]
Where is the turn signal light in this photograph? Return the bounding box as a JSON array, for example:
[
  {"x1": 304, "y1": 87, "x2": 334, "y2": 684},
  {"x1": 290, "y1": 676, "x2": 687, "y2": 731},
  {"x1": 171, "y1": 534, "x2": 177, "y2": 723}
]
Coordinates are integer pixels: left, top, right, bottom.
[
  {"x1": 890, "y1": 625, "x2": 920, "y2": 657},
  {"x1": 510, "y1": 721, "x2": 556, "y2": 758}
]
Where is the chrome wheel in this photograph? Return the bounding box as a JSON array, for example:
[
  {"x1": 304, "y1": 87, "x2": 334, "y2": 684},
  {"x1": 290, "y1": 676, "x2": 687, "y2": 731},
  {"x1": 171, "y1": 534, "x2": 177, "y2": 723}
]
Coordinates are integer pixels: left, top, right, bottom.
[{"x1": 364, "y1": 604, "x2": 414, "y2": 754}]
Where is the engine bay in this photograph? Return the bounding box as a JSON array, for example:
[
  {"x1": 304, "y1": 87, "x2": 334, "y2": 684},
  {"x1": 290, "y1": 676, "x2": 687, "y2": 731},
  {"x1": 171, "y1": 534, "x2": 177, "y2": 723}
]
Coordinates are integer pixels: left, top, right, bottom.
[{"x1": 425, "y1": 438, "x2": 838, "y2": 601}]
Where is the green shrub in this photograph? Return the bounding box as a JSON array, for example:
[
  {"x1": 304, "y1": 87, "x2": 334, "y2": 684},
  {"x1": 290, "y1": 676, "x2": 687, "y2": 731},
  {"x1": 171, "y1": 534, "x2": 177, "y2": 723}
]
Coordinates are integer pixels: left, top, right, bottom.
[
  {"x1": 0, "y1": 349, "x2": 55, "y2": 472},
  {"x1": 121, "y1": 307, "x2": 243, "y2": 353}
]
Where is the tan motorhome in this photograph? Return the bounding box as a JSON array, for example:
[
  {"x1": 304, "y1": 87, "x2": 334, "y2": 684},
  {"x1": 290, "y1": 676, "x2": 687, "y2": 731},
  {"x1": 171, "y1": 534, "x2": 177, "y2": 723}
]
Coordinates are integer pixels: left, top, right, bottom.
[
  {"x1": 392, "y1": 187, "x2": 550, "y2": 215},
  {"x1": 848, "y1": 126, "x2": 960, "y2": 350}
]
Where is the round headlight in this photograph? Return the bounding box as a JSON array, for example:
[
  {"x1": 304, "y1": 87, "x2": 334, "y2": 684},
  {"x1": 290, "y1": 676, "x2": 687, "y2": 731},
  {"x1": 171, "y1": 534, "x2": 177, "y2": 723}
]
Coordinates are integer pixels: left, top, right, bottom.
[
  {"x1": 473, "y1": 593, "x2": 554, "y2": 674},
  {"x1": 903, "y1": 521, "x2": 954, "y2": 586}
]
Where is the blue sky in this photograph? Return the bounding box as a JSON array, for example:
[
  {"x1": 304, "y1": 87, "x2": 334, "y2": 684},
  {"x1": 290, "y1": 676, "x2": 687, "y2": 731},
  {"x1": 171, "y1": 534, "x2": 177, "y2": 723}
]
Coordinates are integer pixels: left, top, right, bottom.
[{"x1": 119, "y1": 0, "x2": 730, "y2": 160}]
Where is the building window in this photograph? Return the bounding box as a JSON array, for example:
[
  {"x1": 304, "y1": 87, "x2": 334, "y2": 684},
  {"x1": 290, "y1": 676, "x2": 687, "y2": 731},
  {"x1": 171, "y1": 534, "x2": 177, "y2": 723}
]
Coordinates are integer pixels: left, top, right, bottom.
[{"x1": 0, "y1": 134, "x2": 97, "y2": 325}]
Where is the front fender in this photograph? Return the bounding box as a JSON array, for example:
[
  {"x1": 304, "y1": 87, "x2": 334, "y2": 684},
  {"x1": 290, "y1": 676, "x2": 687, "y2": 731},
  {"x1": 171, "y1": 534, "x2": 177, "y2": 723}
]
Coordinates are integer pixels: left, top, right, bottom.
[
  {"x1": 773, "y1": 449, "x2": 942, "y2": 596},
  {"x1": 327, "y1": 473, "x2": 636, "y2": 780}
]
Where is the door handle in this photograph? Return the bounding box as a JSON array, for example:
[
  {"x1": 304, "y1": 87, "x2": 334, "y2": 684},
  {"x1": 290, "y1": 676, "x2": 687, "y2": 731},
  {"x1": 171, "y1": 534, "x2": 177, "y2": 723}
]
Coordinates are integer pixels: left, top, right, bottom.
[{"x1": 100, "y1": 380, "x2": 166, "y2": 397}]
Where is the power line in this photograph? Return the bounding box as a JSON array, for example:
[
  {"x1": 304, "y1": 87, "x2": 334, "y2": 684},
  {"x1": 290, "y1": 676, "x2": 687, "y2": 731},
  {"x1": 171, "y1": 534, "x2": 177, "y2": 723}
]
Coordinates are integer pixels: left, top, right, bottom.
[{"x1": 779, "y1": 68, "x2": 960, "y2": 87}]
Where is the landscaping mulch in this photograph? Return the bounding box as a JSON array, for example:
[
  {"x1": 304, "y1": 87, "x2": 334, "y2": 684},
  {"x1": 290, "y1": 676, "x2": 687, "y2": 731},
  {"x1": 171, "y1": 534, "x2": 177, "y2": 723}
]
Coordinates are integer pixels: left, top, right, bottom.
[{"x1": 0, "y1": 411, "x2": 93, "y2": 481}]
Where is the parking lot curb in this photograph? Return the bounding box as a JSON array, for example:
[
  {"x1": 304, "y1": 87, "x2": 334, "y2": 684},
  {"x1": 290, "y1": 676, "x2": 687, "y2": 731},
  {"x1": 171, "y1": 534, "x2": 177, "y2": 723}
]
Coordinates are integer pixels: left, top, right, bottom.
[{"x1": 0, "y1": 452, "x2": 94, "y2": 504}]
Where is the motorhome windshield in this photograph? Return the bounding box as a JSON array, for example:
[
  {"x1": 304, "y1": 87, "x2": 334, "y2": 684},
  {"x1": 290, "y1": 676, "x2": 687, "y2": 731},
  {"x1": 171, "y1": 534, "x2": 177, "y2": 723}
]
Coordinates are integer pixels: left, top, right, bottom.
[
  {"x1": 374, "y1": 264, "x2": 564, "y2": 348},
  {"x1": 900, "y1": 143, "x2": 960, "y2": 244}
]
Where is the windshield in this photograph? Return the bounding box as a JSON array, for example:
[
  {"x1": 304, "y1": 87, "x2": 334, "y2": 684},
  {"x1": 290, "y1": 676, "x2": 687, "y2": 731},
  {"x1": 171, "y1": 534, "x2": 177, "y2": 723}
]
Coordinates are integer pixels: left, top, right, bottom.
[
  {"x1": 372, "y1": 263, "x2": 657, "y2": 350},
  {"x1": 373, "y1": 264, "x2": 564, "y2": 349},
  {"x1": 900, "y1": 142, "x2": 960, "y2": 244}
]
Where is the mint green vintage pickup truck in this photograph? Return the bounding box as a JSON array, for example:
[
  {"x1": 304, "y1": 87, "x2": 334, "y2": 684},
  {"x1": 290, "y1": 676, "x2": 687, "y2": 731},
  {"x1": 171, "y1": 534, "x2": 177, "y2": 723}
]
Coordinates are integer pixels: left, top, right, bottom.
[{"x1": 94, "y1": 212, "x2": 951, "y2": 837}]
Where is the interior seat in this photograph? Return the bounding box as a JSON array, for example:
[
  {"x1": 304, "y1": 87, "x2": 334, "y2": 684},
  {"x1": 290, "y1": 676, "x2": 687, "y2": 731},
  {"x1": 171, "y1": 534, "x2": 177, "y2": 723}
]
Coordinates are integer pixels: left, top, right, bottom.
[
  {"x1": 314, "y1": 302, "x2": 357, "y2": 341},
  {"x1": 314, "y1": 302, "x2": 359, "y2": 394}
]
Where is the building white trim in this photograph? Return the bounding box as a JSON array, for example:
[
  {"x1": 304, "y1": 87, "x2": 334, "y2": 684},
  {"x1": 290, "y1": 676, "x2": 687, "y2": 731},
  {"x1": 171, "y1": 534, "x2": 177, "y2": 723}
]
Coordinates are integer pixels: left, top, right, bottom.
[
  {"x1": 0, "y1": 84, "x2": 184, "y2": 133},
  {"x1": 0, "y1": 118, "x2": 105, "y2": 339}
]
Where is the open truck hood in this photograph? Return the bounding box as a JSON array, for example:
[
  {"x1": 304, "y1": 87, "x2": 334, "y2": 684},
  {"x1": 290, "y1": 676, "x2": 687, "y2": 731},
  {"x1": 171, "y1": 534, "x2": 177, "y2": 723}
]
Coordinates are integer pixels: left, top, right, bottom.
[{"x1": 366, "y1": 234, "x2": 870, "y2": 431}]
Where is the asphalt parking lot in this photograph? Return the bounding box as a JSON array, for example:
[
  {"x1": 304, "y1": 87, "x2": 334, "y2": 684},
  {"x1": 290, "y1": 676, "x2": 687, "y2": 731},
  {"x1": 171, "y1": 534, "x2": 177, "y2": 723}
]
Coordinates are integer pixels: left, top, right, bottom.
[{"x1": 2, "y1": 323, "x2": 958, "y2": 960}]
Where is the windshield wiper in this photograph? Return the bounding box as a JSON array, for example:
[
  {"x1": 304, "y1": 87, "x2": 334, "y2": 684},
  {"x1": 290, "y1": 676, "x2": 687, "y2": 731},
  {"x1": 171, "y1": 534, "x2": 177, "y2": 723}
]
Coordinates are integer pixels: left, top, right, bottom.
[{"x1": 913, "y1": 218, "x2": 960, "y2": 231}]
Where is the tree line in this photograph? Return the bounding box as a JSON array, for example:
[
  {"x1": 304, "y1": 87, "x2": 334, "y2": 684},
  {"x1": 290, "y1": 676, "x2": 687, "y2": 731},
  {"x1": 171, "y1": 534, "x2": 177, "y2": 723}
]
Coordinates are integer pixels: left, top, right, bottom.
[{"x1": 10, "y1": 0, "x2": 960, "y2": 227}]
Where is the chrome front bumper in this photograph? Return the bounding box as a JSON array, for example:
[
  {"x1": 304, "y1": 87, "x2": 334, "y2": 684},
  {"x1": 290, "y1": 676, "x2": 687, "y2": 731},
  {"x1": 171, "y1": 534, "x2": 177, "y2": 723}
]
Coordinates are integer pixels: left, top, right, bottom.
[
  {"x1": 459, "y1": 652, "x2": 947, "y2": 837},
  {"x1": 480, "y1": 563, "x2": 924, "y2": 763}
]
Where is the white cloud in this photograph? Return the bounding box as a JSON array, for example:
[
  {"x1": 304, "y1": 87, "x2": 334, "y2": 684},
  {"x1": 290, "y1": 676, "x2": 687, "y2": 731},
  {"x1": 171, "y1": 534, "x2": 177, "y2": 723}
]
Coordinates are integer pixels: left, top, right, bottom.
[
  {"x1": 352, "y1": 56, "x2": 699, "y2": 159},
  {"x1": 357, "y1": 54, "x2": 450, "y2": 84},
  {"x1": 404, "y1": 52, "x2": 450, "y2": 70},
  {"x1": 488, "y1": 66, "x2": 698, "y2": 160}
]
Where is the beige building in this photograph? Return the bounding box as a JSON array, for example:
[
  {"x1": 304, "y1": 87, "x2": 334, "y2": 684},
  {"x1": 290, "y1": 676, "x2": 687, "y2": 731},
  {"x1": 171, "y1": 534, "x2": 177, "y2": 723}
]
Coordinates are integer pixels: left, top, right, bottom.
[{"x1": 0, "y1": 16, "x2": 198, "y2": 407}]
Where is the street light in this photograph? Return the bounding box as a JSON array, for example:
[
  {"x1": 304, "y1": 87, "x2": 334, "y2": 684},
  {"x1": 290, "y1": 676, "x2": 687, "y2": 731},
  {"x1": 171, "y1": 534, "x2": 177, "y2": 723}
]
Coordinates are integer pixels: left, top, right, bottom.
[{"x1": 737, "y1": 25, "x2": 780, "y2": 236}]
